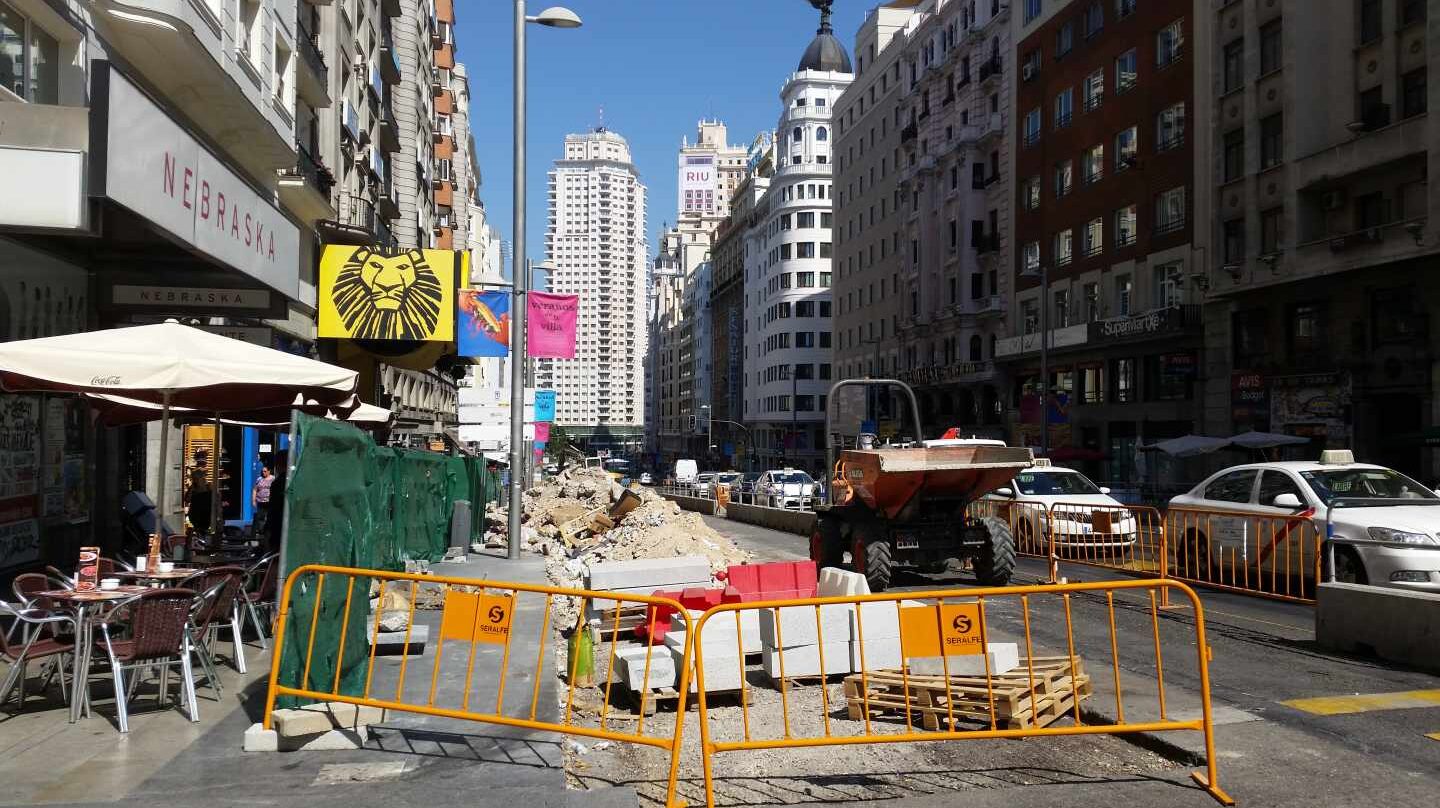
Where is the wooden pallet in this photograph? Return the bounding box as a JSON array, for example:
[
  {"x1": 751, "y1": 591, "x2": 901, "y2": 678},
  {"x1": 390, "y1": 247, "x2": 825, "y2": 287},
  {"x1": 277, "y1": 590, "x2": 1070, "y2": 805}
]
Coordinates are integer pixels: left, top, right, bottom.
[
  {"x1": 767, "y1": 671, "x2": 849, "y2": 688},
  {"x1": 622, "y1": 685, "x2": 750, "y2": 716},
  {"x1": 593, "y1": 604, "x2": 650, "y2": 642},
  {"x1": 842, "y1": 656, "x2": 1092, "y2": 731}
]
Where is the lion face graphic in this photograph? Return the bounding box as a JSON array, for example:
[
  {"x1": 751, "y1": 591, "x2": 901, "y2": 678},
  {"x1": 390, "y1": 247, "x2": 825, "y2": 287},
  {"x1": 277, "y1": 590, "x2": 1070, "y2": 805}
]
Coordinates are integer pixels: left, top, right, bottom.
[{"x1": 332, "y1": 247, "x2": 443, "y2": 340}]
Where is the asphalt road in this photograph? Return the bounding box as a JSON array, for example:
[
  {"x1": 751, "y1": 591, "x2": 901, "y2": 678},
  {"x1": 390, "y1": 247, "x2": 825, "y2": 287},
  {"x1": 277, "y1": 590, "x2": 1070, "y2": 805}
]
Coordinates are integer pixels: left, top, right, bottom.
[{"x1": 703, "y1": 514, "x2": 1440, "y2": 807}]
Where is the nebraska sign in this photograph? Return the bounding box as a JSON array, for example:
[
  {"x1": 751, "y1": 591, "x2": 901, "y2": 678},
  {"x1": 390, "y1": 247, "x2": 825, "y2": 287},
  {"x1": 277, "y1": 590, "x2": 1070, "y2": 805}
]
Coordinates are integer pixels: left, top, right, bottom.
[{"x1": 101, "y1": 67, "x2": 299, "y2": 299}]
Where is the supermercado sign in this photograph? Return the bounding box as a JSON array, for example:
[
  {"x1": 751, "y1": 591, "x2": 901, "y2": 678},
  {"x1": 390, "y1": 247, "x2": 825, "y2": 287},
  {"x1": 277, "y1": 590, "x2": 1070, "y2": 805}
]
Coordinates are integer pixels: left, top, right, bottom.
[{"x1": 102, "y1": 68, "x2": 299, "y2": 299}]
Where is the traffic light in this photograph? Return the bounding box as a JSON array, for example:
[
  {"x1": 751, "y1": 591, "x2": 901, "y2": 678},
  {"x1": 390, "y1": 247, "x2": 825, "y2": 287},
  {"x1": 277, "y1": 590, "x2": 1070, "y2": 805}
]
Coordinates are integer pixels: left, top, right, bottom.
[{"x1": 687, "y1": 415, "x2": 698, "y2": 432}]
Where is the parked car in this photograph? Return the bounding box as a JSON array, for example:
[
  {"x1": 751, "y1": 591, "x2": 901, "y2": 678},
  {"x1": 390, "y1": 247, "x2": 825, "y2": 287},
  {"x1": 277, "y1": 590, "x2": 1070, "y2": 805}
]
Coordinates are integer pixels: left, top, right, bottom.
[
  {"x1": 1168, "y1": 451, "x2": 1440, "y2": 592},
  {"x1": 674, "y1": 459, "x2": 698, "y2": 486},
  {"x1": 737, "y1": 471, "x2": 763, "y2": 501},
  {"x1": 710, "y1": 471, "x2": 744, "y2": 497},
  {"x1": 988, "y1": 460, "x2": 1138, "y2": 550},
  {"x1": 756, "y1": 468, "x2": 818, "y2": 509},
  {"x1": 639, "y1": 472, "x2": 654, "y2": 485}
]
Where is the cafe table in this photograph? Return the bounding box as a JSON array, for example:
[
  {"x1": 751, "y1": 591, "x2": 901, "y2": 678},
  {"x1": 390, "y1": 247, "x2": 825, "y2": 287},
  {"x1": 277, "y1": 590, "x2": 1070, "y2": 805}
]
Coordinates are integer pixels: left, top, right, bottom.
[
  {"x1": 113, "y1": 568, "x2": 202, "y2": 585},
  {"x1": 34, "y1": 586, "x2": 148, "y2": 722}
]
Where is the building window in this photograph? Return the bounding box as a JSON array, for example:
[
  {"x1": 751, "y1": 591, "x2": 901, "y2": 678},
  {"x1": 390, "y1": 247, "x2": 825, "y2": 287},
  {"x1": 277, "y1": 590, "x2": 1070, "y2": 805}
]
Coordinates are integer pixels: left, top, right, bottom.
[
  {"x1": 1024, "y1": 107, "x2": 1042, "y2": 146},
  {"x1": 239, "y1": 0, "x2": 263, "y2": 67},
  {"x1": 1083, "y1": 217, "x2": 1104, "y2": 257},
  {"x1": 1054, "y1": 289, "x2": 1071, "y2": 328},
  {"x1": 1115, "y1": 204, "x2": 1137, "y2": 246},
  {"x1": 1155, "y1": 261, "x2": 1184, "y2": 308},
  {"x1": 816, "y1": 126, "x2": 828, "y2": 141},
  {"x1": 1401, "y1": 0, "x2": 1426, "y2": 25},
  {"x1": 797, "y1": 271, "x2": 816, "y2": 286},
  {"x1": 1223, "y1": 218, "x2": 1246, "y2": 264},
  {"x1": 1053, "y1": 228, "x2": 1074, "y2": 266},
  {"x1": 1115, "y1": 126, "x2": 1138, "y2": 170},
  {"x1": 1115, "y1": 48, "x2": 1138, "y2": 93},
  {"x1": 1022, "y1": 298, "x2": 1040, "y2": 334},
  {"x1": 1083, "y1": 68, "x2": 1104, "y2": 111},
  {"x1": 1290, "y1": 302, "x2": 1327, "y2": 366},
  {"x1": 1355, "y1": 191, "x2": 1388, "y2": 229},
  {"x1": 1054, "y1": 87, "x2": 1074, "y2": 128},
  {"x1": 1156, "y1": 19, "x2": 1184, "y2": 67},
  {"x1": 820, "y1": 242, "x2": 832, "y2": 258},
  {"x1": 1023, "y1": 175, "x2": 1041, "y2": 210},
  {"x1": 797, "y1": 242, "x2": 816, "y2": 259},
  {"x1": 1112, "y1": 357, "x2": 1136, "y2": 403},
  {"x1": 1259, "y1": 114, "x2": 1283, "y2": 169},
  {"x1": 1222, "y1": 128, "x2": 1245, "y2": 182},
  {"x1": 780, "y1": 213, "x2": 792, "y2": 230},
  {"x1": 1402, "y1": 68, "x2": 1427, "y2": 119},
  {"x1": 1022, "y1": 48, "x2": 1042, "y2": 81},
  {"x1": 1223, "y1": 39, "x2": 1244, "y2": 93},
  {"x1": 1359, "y1": 0, "x2": 1382, "y2": 43},
  {"x1": 1260, "y1": 207, "x2": 1282, "y2": 254},
  {"x1": 1156, "y1": 103, "x2": 1186, "y2": 150},
  {"x1": 1115, "y1": 273, "x2": 1133, "y2": 316},
  {"x1": 1083, "y1": 143, "x2": 1105, "y2": 184},
  {"x1": 1023, "y1": 241, "x2": 1040, "y2": 272},
  {"x1": 1024, "y1": 0, "x2": 1042, "y2": 24},
  {"x1": 1358, "y1": 85, "x2": 1389, "y2": 128},
  {"x1": 1155, "y1": 186, "x2": 1186, "y2": 234},
  {"x1": 1081, "y1": 364, "x2": 1104, "y2": 404},
  {"x1": 0, "y1": 1, "x2": 59, "y2": 103},
  {"x1": 1082, "y1": 2, "x2": 1104, "y2": 38},
  {"x1": 1259, "y1": 20, "x2": 1282, "y2": 75},
  {"x1": 1056, "y1": 20, "x2": 1074, "y2": 58},
  {"x1": 1054, "y1": 159, "x2": 1073, "y2": 198},
  {"x1": 1084, "y1": 283, "x2": 1101, "y2": 322}
]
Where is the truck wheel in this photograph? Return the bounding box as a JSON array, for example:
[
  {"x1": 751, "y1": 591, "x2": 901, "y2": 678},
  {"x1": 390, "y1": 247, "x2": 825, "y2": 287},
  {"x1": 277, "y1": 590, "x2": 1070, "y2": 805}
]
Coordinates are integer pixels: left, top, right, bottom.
[
  {"x1": 809, "y1": 516, "x2": 844, "y2": 569},
  {"x1": 973, "y1": 517, "x2": 1016, "y2": 586},
  {"x1": 852, "y1": 530, "x2": 893, "y2": 592}
]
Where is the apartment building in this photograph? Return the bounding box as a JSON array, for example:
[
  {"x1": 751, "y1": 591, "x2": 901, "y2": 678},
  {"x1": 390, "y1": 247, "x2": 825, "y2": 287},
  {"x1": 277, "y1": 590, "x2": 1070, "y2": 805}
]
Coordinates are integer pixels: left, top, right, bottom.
[
  {"x1": 742, "y1": 3, "x2": 852, "y2": 475},
  {"x1": 649, "y1": 121, "x2": 750, "y2": 466},
  {"x1": 1000, "y1": 0, "x2": 1213, "y2": 484},
  {"x1": 709, "y1": 135, "x2": 774, "y2": 470},
  {"x1": 540, "y1": 129, "x2": 649, "y2": 452},
  {"x1": 647, "y1": 229, "x2": 685, "y2": 461},
  {"x1": 1200, "y1": 0, "x2": 1439, "y2": 481},
  {"x1": 0, "y1": 0, "x2": 309, "y2": 542}
]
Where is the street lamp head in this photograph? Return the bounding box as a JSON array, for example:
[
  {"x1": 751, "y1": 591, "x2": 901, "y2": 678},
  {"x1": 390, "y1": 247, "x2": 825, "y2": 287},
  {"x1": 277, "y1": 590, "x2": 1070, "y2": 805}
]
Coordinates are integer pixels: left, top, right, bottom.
[{"x1": 530, "y1": 6, "x2": 582, "y2": 27}]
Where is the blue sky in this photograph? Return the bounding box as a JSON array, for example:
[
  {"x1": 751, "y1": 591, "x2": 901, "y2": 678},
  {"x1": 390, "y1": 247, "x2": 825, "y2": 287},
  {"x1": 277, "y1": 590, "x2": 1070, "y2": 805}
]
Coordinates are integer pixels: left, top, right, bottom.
[{"x1": 458, "y1": 0, "x2": 870, "y2": 278}]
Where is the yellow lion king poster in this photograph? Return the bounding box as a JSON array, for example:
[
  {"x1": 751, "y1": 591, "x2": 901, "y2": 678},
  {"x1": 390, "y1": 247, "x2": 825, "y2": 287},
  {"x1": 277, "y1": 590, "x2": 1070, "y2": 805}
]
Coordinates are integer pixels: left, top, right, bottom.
[{"x1": 318, "y1": 246, "x2": 458, "y2": 341}]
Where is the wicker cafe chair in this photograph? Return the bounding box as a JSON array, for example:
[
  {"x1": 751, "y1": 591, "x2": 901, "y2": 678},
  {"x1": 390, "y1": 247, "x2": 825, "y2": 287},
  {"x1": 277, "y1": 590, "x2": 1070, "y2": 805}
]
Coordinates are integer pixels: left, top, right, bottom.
[
  {"x1": 0, "y1": 601, "x2": 77, "y2": 711},
  {"x1": 241, "y1": 554, "x2": 279, "y2": 651},
  {"x1": 90, "y1": 589, "x2": 200, "y2": 733},
  {"x1": 187, "y1": 566, "x2": 248, "y2": 676}
]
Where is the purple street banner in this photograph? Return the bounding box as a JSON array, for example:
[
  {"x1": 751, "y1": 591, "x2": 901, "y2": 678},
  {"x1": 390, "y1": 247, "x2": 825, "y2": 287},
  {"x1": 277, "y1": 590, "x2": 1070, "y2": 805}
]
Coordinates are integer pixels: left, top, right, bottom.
[
  {"x1": 457, "y1": 290, "x2": 511, "y2": 357},
  {"x1": 527, "y1": 291, "x2": 579, "y2": 359},
  {"x1": 534, "y1": 422, "x2": 551, "y2": 443}
]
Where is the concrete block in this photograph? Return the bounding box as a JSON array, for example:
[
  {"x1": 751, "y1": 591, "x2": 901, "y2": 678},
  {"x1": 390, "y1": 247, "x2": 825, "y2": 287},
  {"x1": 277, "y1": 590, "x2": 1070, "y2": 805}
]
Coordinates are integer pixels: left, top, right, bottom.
[
  {"x1": 849, "y1": 636, "x2": 904, "y2": 672},
  {"x1": 1317, "y1": 582, "x2": 1440, "y2": 674},
  {"x1": 243, "y1": 722, "x2": 279, "y2": 752},
  {"x1": 847, "y1": 599, "x2": 927, "y2": 642},
  {"x1": 762, "y1": 640, "x2": 852, "y2": 678},
  {"x1": 817, "y1": 567, "x2": 870, "y2": 597},
  {"x1": 270, "y1": 707, "x2": 336, "y2": 738},
  {"x1": 611, "y1": 644, "x2": 677, "y2": 690},
  {"x1": 669, "y1": 610, "x2": 761, "y2": 653},
  {"x1": 908, "y1": 642, "x2": 1019, "y2": 677},
  {"x1": 282, "y1": 727, "x2": 370, "y2": 752},
  {"x1": 588, "y1": 584, "x2": 708, "y2": 615},
  {"x1": 678, "y1": 644, "x2": 746, "y2": 692},
  {"x1": 299, "y1": 702, "x2": 387, "y2": 730},
  {"x1": 587, "y1": 555, "x2": 712, "y2": 592},
  {"x1": 759, "y1": 604, "x2": 852, "y2": 649},
  {"x1": 367, "y1": 623, "x2": 429, "y2": 656}
]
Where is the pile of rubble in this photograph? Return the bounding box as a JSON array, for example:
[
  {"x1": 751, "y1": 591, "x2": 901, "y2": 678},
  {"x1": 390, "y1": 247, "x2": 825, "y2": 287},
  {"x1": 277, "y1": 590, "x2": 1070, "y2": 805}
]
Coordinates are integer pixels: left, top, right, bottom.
[{"x1": 481, "y1": 467, "x2": 749, "y2": 593}]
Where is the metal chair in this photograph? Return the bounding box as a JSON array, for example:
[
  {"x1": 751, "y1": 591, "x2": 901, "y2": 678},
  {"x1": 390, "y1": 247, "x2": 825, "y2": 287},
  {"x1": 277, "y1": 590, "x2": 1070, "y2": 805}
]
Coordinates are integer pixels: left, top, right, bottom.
[
  {"x1": 187, "y1": 567, "x2": 247, "y2": 680},
  {"x1": 240, "y1": 554, "x2": 279, "y2": 651},
  {"x1": 98, "y1": 557, "x2": 135, "y2": 575},
  {"x1": 0, "y1": 601, "x2": 76, "y2": 710},
  {"x1": 44, "y1": 566, "x2": 77, "y2": 588},
  {"x1": 90, "y1": 589, "x2": 199, "y2": 733}
]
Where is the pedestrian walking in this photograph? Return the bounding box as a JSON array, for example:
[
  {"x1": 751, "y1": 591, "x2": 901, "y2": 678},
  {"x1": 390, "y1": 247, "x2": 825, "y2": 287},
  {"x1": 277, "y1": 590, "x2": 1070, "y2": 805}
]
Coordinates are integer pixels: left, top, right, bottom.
[{"x1": 252, "y1": 465, "x2": 274, "y2": 538}]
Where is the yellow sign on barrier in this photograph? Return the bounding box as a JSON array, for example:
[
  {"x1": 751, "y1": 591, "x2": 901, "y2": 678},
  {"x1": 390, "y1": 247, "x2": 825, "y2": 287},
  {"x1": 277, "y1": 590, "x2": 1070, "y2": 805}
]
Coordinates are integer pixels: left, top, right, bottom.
[{"x1": 940, "y1": 603, "x2": 983, "y2": 654}]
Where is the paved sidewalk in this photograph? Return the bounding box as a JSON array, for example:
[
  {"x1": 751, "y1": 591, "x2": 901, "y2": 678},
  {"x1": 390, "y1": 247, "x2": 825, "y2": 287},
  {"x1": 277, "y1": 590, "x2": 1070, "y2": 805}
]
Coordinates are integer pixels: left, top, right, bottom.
[{"x1": 0, "y1": 550, "x2": 638, "y2": 808}]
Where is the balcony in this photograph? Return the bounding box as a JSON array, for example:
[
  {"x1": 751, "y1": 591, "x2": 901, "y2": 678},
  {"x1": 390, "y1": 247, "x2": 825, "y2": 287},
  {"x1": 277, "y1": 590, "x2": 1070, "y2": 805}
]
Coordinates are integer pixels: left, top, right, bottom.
[
  {"x1": 295, "y1": 25, "x2": 330, "y2": 108},
  {"x1": 277, "y1": 145, "x2": 337, "y2": 223},
  {"x1": 0, "y1": 103, "x2": 88, "y2": 231},
  {"x1": 378, "y1": 107, "x2": 401, "y2": 152},
  {"x1": 377, "y1": 178, "x2": 400, "y2": 219},
  {"x1": 900, "y1": 121, "x2": 918, "y2": 143},
  {"x1": 341, "y1": 99, "x2": 360, "y2": 143},
  {"x1": 978, "y1": 56, "x2": 1002, "y2": 85},
  {"x1": 1153, "y1": 216, "x2": 1187, "y2": 237},
  {"x1": 974, "y1": 233, "x2": 1000, "y2": 255},
  {"x1": 380, "y1": 35, "x2": 401, "y2": 84}
]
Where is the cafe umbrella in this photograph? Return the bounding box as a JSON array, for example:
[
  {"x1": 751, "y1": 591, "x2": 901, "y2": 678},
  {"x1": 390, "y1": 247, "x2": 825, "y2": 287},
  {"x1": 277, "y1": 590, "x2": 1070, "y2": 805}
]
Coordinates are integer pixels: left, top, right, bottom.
[{"x1": 0, "y1": 321, "x2": 358, "y2": 555}]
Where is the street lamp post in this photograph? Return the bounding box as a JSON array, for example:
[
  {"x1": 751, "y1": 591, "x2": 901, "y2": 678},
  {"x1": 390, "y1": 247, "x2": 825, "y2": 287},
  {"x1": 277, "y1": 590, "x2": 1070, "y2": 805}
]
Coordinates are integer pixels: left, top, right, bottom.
[{"x1": 508, "y1": 3, "x2": 581, "y2": 561}]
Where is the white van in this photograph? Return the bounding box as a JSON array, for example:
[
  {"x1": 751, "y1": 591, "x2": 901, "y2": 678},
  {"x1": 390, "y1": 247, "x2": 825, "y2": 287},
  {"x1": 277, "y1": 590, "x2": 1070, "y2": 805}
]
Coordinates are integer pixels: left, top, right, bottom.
[{"x1": 674, "y1": 459, "x2": 698, "y2": 485}]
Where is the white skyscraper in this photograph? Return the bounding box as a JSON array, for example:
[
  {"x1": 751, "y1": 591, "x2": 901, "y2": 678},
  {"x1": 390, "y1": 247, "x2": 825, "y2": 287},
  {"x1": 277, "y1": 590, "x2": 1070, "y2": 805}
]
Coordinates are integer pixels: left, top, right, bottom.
[{"x1": 540, "y1": 129, "x2": 650, "y2": 438}]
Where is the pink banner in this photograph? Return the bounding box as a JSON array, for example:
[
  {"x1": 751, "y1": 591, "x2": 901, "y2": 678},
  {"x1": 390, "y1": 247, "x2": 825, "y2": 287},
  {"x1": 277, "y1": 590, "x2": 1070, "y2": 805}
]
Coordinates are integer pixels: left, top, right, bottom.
[
  {"x1": 533, "y1": 422, "x2": 551, "y2": 443},
  {"x1": 526, "y1": 292, "x2": 579, "y2": 359}
]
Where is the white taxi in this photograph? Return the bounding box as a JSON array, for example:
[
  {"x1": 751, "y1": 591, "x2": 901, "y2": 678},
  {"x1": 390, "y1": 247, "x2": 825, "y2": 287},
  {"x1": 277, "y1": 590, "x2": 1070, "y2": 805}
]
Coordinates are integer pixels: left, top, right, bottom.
[
  {"x1": 988, "y1": 460, "x2": 1139, "y2": 550},
  {"x1": 1168, "y1": 451, "x2": 1440, "y2": 592}
]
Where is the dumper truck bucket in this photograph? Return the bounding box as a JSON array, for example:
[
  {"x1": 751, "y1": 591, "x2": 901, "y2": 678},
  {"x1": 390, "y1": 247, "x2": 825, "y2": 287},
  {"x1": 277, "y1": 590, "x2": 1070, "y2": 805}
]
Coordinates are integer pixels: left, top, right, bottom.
[{"x1": 835, "y1": 445, "x2": 1034, "y2": 519}]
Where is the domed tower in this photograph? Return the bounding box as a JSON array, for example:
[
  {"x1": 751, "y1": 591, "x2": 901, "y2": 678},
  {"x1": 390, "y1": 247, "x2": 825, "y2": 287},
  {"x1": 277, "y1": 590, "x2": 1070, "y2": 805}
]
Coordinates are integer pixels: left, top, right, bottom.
[{"x1": 798, "y1": 1, "x2": 853, "y2": 74}]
